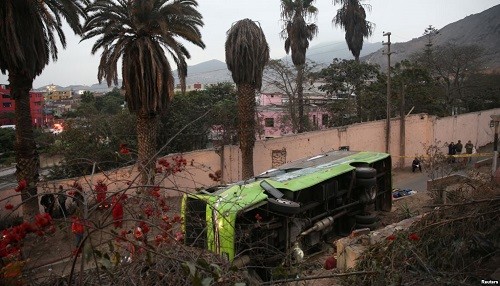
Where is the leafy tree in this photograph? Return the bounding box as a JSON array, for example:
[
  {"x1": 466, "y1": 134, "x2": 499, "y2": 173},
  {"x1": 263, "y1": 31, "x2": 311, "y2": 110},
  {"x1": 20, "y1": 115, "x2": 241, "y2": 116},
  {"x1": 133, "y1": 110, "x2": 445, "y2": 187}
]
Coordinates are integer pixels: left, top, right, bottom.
[
  {"x1": 315, "y1": 59, "x2": 379, "y2": 122},
  {"x1": 461, "y1": 73, "x2": 500, "y2": 112},
  {"x1": 80, "y1": 91, "x2": 95, "y2": 104},
  {"x1": 0, "y1": 0, "x2": 87, "y2": 218},
  {"x1": 280, "y1": 0, "x2": 318, "y2": 133},
  {"x1": 0, "y1": 128, "x2": 15, "y2": 164},
  {"x1": 47, "y1": 111, "x2": 136, "y2": 180},
  {"x1": 391, "y1": 60, "x2": 440, "y2": 116},
  {"x1": 83, "y1": 0, "x2": 205, "y2": 186},
  {"x1": 412, "y1": 43, "x2": 486, "y2": 115},
  {"x1": 333, "y1": 0, "x2": 374, "y2": 62},
  {"x1": 423, "y1": 25, "x2": 439, "y2": 58},
  {"x1": 225, "y1": 19, "x2": 270, "y2": 179},
  {"x1": 158, "y1": 82, "x2": 237, "y2": 154},
  {"x1": 95, "y1": 88, "x2": 124, "y2": 115},
  {"x1": 264, "y1": 59, "x2": 318, "y2": 133}
]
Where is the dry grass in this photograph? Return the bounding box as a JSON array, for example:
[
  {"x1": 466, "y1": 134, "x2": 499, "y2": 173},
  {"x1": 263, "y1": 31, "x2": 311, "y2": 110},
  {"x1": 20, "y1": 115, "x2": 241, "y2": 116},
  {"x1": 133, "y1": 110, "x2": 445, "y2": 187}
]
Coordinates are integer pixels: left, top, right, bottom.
[{"x1": 342, "y1": 175, "x2": 500, "y2": 286}]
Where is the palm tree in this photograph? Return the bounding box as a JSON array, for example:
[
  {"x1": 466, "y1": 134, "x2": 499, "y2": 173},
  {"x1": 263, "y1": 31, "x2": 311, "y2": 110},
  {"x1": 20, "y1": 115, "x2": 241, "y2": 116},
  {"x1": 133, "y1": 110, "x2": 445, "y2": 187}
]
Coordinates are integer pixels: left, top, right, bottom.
[
  {"x1": 333, "y1": 0, "x2": 374, "y2": 62},
  {"x1": 83, "y1": 0, "x2": 205, "y2": 187},
  {"x1": 280, "y1": 0, "x2": 318, "y2": 133},
  {"x1": 0, "y1": 0, "x2": 87, "y2": 219},
  {"x1": 225, "y1": 19, "x2": 269, "y2": 180}
]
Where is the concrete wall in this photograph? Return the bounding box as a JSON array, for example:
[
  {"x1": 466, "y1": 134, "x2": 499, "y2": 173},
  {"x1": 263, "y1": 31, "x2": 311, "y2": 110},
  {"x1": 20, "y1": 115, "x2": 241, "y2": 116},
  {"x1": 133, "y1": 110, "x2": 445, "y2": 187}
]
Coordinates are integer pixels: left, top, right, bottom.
[{"x1": 1, "y1": 109, "x2": 498, "y2": 217}]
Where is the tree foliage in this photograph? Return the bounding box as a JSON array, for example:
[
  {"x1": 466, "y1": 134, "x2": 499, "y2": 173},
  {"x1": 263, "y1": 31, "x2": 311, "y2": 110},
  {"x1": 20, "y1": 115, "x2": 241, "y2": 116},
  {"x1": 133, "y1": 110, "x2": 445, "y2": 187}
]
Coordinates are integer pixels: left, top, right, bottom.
[
  {"x1": 264, "y1": 59, "x2": 318, "y2": 132},
  {"x1": 333, "y1": 0, "x2": 374, "y2": 61},
  {"x1": 158, "y1": 83, "x2": 237, "y2": 155},
  {"x1": 280, "y1": 0, "x2": 318, "y2": 133},
  {"x1": 315, "y1": 59, "x2": 380, "y2": 124},
  {"x1": 412, "y1": 43, "x2": 486, "y2": 115},
  {"x1": 0, "y1": 0, "x2": 88, "y2": 218},
  {"x1": 225, "y1": 18, "x2": 269, "y2": 179},
  {"x1": 83, "y1": 0, "x2": 205, "y2": 186}
]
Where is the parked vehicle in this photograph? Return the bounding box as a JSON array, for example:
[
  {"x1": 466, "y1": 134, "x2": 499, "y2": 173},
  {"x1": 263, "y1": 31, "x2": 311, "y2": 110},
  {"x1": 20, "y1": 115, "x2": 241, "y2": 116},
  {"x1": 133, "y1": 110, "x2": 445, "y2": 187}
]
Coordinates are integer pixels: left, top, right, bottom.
[{"x1": 181, "y1": 150, "x2": 392, "y2": 279}]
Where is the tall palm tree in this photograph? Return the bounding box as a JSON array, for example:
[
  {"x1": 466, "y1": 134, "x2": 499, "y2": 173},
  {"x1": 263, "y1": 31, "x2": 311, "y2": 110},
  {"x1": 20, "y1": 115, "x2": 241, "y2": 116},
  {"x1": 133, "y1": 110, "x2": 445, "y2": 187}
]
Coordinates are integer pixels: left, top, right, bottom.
[
  {"x1": 83, "y1": 0, "x2": 205, "y2": 187},
  {"x1": 280, "y1": 0, "x2": 318, "y2": 133},
  {"x1": 0, "y1": 0, "x2": 87, "y2": 219},
  {"x1": 333, "y1": 0, "x2": 374, "y2": 62},
  {"x1": 225, "y1": 19, "x2": 269, "y2": 180}
]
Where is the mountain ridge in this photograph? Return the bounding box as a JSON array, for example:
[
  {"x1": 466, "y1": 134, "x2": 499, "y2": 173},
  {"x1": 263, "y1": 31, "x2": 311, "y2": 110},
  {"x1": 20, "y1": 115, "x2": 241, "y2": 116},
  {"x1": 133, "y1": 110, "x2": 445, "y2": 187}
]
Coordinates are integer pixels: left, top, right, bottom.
[{"x1": 36, "y1": 4, "x2": 500, "y2": 91}]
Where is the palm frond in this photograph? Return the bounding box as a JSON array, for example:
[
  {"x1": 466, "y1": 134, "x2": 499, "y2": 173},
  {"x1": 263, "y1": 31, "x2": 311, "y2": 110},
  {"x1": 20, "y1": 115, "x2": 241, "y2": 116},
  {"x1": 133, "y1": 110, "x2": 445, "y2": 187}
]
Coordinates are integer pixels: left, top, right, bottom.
[
  {"x1": 83, "y1": 0, "x2": 205, "y2": 115},
  {"x1": 225, "y1": 18, "x2": 270, "y2": 90}
]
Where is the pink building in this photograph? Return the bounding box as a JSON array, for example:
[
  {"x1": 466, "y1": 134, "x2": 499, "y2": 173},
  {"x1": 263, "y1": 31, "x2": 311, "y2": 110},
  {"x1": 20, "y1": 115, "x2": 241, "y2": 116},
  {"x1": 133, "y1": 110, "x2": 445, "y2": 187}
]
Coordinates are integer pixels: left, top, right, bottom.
[{"x1": 257, "y1": 92, "x2": 330, "y2": 138}]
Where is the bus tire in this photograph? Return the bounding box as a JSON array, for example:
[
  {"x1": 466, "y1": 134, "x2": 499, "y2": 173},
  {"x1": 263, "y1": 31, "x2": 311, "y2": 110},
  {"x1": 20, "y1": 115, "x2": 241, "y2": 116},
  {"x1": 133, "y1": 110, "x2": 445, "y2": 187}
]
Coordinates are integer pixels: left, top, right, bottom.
[
  {"x1": 355, "y1": 167, "x2": 376, "y2": 179},
  {"x1": 267, "y1": 198, "x2": 301, "y2": 215}
]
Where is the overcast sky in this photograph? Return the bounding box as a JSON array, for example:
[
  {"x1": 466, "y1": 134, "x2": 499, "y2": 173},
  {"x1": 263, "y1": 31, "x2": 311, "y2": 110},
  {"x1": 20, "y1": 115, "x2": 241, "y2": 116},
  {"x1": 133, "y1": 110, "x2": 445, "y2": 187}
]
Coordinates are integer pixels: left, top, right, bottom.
[{"x1": 1, "y1": 0, "x2": 499, "y2": 88}]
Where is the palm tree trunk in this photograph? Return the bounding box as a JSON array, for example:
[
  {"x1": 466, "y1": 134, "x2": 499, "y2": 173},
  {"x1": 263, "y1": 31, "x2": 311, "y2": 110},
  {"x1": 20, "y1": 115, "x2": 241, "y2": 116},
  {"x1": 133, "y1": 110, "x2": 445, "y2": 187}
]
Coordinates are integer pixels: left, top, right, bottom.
[
  {"x1": 9, "y1": 71, "x2": 40, "y2": 220},
  {"x1": 296, "y1": 65, "x2": 305, "y2": 133},
  {"x1": 137, "y1": 111, "x2": 158, "y2": 187},
  {"x1": 237, "y1": 83, "x2": 256, "y2": 180}
]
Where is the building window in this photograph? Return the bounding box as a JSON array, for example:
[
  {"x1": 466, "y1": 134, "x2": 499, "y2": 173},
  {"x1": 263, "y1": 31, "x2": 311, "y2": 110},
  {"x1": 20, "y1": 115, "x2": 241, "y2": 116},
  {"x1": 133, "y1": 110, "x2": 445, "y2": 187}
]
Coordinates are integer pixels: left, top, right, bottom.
[
  {"x1": 322, "y1": 114, "x2": 329, "y2": 126},
  {"x1": 2, "y1": 93, "x2": 10, "y2": 98},
  {"x1": 3, "y1": 102, "x2": 12, "y2": 108},
  {"x1": 265, "y1": 118, "x2": 274, "y2": 127},
  {"x1": 34, "y1": 101, "x2": 41, "y2": 106},
  {"x1": 313, "y1": 115, "x2": 317, "y2": 126}
]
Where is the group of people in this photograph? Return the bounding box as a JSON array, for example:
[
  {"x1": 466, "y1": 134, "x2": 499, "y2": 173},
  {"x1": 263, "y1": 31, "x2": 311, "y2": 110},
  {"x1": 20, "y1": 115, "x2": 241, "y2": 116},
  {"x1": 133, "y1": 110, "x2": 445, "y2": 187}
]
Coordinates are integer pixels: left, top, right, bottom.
[
  {"x1": 448, "y1": 140, "x2": 475, "y2": 164},
  {"x1": 411, "y1": 139, "x2": 475, "y2": 173},
  {"x1": 40, "y1": 185, "x2": 84, "y2": 218}
]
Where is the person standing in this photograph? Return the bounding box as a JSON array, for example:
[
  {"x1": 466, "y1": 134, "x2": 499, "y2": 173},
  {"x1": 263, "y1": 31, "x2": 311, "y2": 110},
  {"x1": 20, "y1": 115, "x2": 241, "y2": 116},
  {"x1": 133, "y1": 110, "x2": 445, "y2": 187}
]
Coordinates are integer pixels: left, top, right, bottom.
[
  {"x1": 448, "y1": 142, "x2": 456, "y2": 163},
  {"x1": 71, "y1": 216, "x2": 85, "y2": 255},
  {"x1": 40, "y1": 193, "x2": 55, "y2": 216},
  {"x1": 455, "y1": 140, "x2": 463, "y2": 155},
  {"x1": 465, "y1": 140, "x2": 474, "y2": 164}
]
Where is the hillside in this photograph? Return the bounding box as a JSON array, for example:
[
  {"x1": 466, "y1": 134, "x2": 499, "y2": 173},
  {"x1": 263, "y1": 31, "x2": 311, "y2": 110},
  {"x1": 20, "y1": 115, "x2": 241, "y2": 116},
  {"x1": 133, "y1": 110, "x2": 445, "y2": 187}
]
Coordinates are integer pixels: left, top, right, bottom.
[{"x1": 363, "y1": 4, "x2": 500, "y2": 71}]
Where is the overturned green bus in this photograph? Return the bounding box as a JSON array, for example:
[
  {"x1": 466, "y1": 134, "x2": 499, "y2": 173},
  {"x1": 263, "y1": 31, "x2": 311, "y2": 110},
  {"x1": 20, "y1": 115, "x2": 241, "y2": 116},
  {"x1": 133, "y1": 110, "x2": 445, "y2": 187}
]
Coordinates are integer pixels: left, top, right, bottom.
[{"x1": 181, "y1": 150, "x2": 392, "y2": 275}]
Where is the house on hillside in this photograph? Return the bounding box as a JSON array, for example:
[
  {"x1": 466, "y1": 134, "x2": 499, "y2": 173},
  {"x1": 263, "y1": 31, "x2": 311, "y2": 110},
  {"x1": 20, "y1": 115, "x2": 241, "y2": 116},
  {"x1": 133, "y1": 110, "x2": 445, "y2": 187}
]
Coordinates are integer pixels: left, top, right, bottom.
[{"x1": 0, "y1": 84, "x2": 53, "y2": 127}]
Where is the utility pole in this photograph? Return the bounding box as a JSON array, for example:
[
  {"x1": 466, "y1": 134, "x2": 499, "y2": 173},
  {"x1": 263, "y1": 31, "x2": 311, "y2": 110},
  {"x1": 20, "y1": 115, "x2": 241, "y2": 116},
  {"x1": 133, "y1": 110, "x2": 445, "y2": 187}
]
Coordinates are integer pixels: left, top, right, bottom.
[
  {"x1": 399, "y1": 84, "x2": 405, "y2": 168},
  {"x1": 492, "y1": 115, "x2": 500, "y2": 177},
  {"x1": 383, "y1": 32, "x2": 392, "y2": 154}
]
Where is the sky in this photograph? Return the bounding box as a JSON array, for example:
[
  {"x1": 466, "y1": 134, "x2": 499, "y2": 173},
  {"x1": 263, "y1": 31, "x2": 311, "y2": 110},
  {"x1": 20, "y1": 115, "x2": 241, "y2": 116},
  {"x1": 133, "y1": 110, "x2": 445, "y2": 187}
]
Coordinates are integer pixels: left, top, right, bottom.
[{"x1": 1, "y1": 0, "x2": 499, "y2": 88}]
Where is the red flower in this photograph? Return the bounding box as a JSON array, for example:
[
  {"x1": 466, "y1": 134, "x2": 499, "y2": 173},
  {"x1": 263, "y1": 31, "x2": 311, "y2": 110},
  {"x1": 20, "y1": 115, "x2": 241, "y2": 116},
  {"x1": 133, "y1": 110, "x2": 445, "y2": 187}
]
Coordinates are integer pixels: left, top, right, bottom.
[
  {"x1": 408, "y1": 233, "x2": 420, "y2": 241},
  {"x1": 15, "y1": 179, "x2": 27, "y2": 192},
  {"x1": 34, "y1": 213, "x2": 52, "y2": 228},
  {"x1": 172, "y1": 215, "x2": 182, "y2": 223},
  {"x1": 155, "y1": 234, "x2": 165, "y2": 246},
  {"x1": 174, "y1": 231, "x2": 184, "y2": 242},
  {"x1": 150, "y1": 186, "x2": 161, "y2": 198},
  {"x1": 139, "y1": 221, "x2": 150, "y2": 234},
  {"x1": 144, "y1": 205, "x2": 154, "y2": 218},
  {"x1": 324, "y1": 256, "x2": 337, "y2": 270},
  {"x1": 161, "y1": 214, "x2": 169, "y2": 222},
  {"x1": 134, "y1": 227, "x2": 143, "y2": 240},
  {"x1": 4, "y1": 203, "x2": 14, "y2": 210},
  {"x1": 119, "y1": 144, "x2": 130, "y2": 154},
  {"x1": 112, "y1": 200, "x2": 124, "y2": 228},
  {"x1": 386, "y1": 234, "x2": 396, "y2": 241},
  {"x1": 94, "y1": 181, "x2": 107, "y2": 204}
]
